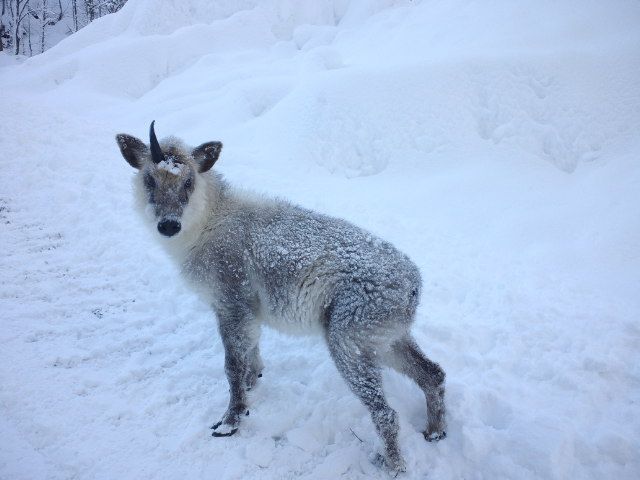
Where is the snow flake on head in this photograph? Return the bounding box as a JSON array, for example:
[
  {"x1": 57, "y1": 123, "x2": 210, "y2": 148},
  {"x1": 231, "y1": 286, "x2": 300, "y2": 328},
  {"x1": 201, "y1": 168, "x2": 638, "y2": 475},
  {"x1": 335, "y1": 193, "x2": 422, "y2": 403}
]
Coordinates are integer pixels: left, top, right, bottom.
[{"x1": 158, "y1": 156, "x2": 184, "y2": 176}]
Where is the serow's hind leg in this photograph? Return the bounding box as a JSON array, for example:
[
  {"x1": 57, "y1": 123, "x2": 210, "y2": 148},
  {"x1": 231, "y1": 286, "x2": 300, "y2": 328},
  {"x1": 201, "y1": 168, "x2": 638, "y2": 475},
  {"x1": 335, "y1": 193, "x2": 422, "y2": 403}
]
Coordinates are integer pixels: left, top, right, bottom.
[
  {"x1": 244, "y1": 344, "x2": 264, "y2": 391},
  {"x1": 327, "y1": 333, "x2": 406, "y2": 474},
  {"x1": 386, "y1": 336, "x2": 446, "y2": 442}
]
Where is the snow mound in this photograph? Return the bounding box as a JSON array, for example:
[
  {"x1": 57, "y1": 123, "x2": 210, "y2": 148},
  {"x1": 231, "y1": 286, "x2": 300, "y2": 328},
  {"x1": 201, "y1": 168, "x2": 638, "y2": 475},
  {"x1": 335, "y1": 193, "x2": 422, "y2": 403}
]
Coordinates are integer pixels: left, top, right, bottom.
[{"x1": 7, "y1": 0, "x2": 638, "y2": 175}]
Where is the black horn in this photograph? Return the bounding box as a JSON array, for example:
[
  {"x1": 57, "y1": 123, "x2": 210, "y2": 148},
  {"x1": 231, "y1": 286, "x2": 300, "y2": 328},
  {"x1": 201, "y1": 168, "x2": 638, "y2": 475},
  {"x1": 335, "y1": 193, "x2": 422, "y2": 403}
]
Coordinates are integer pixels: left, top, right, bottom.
[{"x1": 149, "y1": 120, "x2": 165, "y2": 164}]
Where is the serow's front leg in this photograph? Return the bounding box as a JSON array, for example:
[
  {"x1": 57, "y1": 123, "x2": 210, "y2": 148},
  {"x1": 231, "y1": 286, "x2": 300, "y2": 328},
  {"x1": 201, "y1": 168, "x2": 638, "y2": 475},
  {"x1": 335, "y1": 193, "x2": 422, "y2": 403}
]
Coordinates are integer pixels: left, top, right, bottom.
[{"x1": 211, "y1": 307, "x2": 258, "y2": 437}]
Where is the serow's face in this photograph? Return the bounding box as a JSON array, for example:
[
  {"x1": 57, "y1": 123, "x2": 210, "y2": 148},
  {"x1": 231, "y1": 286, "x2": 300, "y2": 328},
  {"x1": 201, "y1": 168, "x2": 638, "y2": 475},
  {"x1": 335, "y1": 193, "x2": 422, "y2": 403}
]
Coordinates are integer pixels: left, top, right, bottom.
[
  {"x1": 142, "y1": 158, "x2": 194, "y2": 237},
  {"x1": 115, "y1": 121, "x2": 222, "y2": 238}
]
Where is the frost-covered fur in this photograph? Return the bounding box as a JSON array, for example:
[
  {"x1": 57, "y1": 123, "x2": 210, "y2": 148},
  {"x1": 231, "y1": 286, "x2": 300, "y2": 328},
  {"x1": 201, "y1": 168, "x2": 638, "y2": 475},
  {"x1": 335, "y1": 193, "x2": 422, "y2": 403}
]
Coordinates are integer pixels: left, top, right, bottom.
[{"x1": 116, "y1": 131, "x2": 447, "y2": 473}]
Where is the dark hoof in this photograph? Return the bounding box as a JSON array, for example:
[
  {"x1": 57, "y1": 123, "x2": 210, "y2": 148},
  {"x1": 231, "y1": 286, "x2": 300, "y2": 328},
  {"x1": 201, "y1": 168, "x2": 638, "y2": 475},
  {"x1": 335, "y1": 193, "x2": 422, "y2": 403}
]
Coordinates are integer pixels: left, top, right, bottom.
[
  {"x1": 211, "y1": 421, "x2": 239, "y2": 437},
  {"x1": 424, "y1": 430, "x2": 446, "y2": 442},
  {"x1": 212, "y1": 428, "x2": 238, "y2": 437},
  {"x1": 211, "y1": 420, "x2": 239, "y2": 437}
]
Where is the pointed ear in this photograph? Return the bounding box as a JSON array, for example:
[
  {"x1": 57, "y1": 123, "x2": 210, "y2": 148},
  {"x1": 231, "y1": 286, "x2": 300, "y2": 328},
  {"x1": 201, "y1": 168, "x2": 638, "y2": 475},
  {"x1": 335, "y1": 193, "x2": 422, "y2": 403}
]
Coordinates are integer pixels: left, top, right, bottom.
[
  {"x1": 116, "y1": 134, "x2": 149, "y2": 169},
  {"x1": 192, "y1": 141, "x2": 223, "y2": 173}
]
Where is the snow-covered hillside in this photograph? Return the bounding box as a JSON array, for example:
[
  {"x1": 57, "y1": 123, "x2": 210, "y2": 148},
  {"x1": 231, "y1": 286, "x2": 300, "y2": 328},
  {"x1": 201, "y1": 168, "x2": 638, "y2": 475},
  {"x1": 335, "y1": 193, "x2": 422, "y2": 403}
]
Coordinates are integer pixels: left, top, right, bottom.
[{"x1": 1, "y1": 1, "x2": 639, "y2": 479}]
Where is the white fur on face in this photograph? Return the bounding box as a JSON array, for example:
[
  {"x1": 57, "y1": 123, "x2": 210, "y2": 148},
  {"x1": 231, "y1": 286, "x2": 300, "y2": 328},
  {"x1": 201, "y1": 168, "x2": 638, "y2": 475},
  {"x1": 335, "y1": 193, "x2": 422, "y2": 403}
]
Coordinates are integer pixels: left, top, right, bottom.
[
  {"x1": 133, "y1": 174, "x2": 155, "y2": 224},
  {"x1": 179, "y1": 175, "x2": 209, "y2": 238},
  {"x1": 143, "y1": 203, "x2": 156, "y2": 221},
  {"x1": 133, "y1": 169, "x2": 210, "y2": 260}
]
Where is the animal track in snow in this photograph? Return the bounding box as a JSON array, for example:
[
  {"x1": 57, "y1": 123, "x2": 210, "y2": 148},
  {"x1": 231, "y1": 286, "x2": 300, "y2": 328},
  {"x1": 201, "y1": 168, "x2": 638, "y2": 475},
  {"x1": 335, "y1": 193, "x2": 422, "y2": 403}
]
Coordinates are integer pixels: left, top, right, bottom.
[
  {"x1": 472, "y1": 64, "x2": 602, "y2": 172},
  {"x1": 477, "y1": 391, "x2": 513, "y2": 430}
]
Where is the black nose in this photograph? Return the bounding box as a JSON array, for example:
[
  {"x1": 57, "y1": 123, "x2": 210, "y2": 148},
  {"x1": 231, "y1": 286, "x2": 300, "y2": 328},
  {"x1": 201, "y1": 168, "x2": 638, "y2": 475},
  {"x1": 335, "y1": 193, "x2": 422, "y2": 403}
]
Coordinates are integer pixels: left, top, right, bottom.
[{"x1": 157, "y1": 219, "x2": 181, "y2": 237}]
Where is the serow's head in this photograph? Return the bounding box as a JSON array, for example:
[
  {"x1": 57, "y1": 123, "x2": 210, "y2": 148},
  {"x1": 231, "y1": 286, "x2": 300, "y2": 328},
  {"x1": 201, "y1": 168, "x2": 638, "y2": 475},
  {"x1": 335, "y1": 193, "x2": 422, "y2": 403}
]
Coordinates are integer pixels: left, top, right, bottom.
[{"x1": 116, "y1": 121, "x2": 222, "y2": 238}]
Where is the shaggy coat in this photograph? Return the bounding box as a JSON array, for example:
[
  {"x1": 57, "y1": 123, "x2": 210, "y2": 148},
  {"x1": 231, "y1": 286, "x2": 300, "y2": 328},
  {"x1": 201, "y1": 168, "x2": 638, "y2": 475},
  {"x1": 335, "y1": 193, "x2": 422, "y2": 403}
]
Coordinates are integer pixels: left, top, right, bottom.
[{"x1": 116, "y1": 123, "x2": 446, "y2": 473}]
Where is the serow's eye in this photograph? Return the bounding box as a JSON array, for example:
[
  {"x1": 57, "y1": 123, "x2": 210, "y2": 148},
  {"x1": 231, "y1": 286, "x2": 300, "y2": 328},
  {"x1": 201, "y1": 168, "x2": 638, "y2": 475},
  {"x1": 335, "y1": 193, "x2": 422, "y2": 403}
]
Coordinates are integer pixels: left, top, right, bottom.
[
  {"x1": 144, "y1": 174, "x2": 156, "y2": 189},
  {"x1": 184, "y1": 178, "x2": 193, "y2": 190}
]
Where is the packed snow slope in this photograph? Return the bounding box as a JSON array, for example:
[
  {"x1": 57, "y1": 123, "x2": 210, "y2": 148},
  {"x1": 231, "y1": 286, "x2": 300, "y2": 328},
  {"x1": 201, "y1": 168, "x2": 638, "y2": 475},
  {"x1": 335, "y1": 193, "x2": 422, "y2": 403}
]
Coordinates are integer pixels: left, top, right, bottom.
[{"x1": 1, "y1": 1, "x2": 639, "y2": 479}]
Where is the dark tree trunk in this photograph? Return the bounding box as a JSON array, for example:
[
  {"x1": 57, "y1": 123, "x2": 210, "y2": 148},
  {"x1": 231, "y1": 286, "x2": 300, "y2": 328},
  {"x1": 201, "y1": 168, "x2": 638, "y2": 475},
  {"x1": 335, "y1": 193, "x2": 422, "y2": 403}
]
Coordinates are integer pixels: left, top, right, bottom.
[{"x1": 72, "y1": 0, "x2": 78, "y2": 31}]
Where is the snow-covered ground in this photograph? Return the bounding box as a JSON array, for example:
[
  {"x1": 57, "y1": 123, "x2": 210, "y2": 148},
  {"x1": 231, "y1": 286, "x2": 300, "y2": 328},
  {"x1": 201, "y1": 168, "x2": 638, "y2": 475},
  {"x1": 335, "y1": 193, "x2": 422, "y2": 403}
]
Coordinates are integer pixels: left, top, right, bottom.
[{"x1": 1, "y1": 1, "x2": 639, "y2": 478}]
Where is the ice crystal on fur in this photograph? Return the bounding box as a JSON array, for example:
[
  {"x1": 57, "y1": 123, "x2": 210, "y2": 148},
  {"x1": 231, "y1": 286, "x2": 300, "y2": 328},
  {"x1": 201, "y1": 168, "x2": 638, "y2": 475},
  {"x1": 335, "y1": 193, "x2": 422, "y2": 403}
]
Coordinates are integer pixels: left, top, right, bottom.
[{"x1": 157, "y1": 158, "x2": 184, "y2": 176}]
